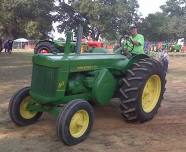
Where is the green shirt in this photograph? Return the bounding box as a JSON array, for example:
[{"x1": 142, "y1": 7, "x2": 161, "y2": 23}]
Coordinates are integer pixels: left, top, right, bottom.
[{"x1": 124, "y1": 34, "x2": 145, "y2": 54}]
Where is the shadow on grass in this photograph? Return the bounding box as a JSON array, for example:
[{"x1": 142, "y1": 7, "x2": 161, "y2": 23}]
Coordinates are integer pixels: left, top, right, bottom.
[
  {"x1": 0, "y1": 66, "x2": 32, "y2": 83},
  {"x1": 0, "y1": 52, "x2": 33, "y2": 66},
  {"x1": 0, "y1": 52, "x2": 33, "y2": 79}
]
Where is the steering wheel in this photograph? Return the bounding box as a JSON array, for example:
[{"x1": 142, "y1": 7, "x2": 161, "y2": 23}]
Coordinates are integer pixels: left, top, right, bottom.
[{"x1": 119, "y1": 35, "x2": 134, "y2": 53}]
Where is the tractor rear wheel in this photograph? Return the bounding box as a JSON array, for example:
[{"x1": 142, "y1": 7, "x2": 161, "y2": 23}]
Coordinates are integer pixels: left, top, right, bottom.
[
  {"x1": 119, "y1": 58, "x2": 166, "y2": 122},
  {"x1": 34, "y1": 41, "x2": 58, "y2": 54},
  {"x1": 9, "y1": 87, "x2": 42, "y2": 126},
  {"x1": 56, "y1": 99, "x2": 94, "y2": 145}
]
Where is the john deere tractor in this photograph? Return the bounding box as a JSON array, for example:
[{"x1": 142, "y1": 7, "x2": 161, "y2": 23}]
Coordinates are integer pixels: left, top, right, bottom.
[
  {"x1": 9, "y1": 26, "x2": 166, "y2": 145},
  {"x1": 9, "y1": 3, "x2": 166, "y2": 144}
]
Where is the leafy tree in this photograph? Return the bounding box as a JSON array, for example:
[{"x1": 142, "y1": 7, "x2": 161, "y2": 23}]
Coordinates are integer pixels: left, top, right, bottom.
[
  {"x1": 0, "y1": 0, "x2": 55, "y2": 39},
  {"x1": 161, "y1": 0, "x2": 186, "y2": 39},
  {"x1": 139, "y1": 13, "x2": 170, "y2": 41},
  {"x1": 55, "y1": 0, "x2": 140, "y2": 40},
  {"x1": 160, "y1": 0, "x2": 186, "y2": 17}
]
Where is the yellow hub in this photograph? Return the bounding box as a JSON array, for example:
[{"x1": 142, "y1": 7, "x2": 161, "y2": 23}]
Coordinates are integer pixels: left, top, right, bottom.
[
  {"x1": 20, "y1": 96, "x2": 37, "y2": 119},
  {"x1": 69, "y1": 110, "x2": 89, "y2": 138},
  {"x1": 142, "y1": 75, "x2": 161, "y2": 113}
]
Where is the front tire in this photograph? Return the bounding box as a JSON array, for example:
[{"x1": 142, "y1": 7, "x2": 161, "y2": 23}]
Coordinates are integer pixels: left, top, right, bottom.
[
  {"x1": 119, "y1": 58, "x2": 166, "y2": 122},
  {"x1": 9, "y1": 87, "x2": 42, "y2": 126},
  {"x1": 56, "y1": 100, "x2": 94, "y2": 145}
]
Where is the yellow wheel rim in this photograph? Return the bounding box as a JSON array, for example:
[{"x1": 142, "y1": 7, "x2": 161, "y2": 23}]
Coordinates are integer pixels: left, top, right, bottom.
[
  {"x1": 69, "y1": 110, "x2": 89, "y2": 138},
  {"x1": 20, "y1": 96, "x2": 37, "y2": 119},
  {"x1": 142, "y1": 75, "x2": 161, "y2": 113}
]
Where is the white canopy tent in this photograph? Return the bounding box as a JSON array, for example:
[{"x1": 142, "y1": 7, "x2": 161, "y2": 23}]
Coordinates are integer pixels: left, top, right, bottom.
[
  {"x1": 14, "y1": 38, "x2": 29, "y2": 43},
  {"x1": 14, "y1": 38, "x2": 29, "y2": 49}
]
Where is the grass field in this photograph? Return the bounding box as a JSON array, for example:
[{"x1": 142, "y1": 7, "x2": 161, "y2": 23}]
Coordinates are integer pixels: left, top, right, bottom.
[{"x1": 0, "y1": 52, "x2": 186, "y2": 152}]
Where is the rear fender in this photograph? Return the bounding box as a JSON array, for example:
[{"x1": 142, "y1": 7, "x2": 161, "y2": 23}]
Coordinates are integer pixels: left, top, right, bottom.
[
  {"x1": 35, "y1": 40, "x2": 54, "y2": 46},
  {"x1": 36, "y1": 40, "x2": 64, "y2": 53},
  {"x1": 125, "y1": 54, "x2": 149, "y2": 71}
]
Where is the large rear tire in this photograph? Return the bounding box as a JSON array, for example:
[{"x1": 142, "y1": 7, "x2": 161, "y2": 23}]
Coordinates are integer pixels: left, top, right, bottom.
[
  {"x1": 34, "y1": 41, "x2": 58, "y2": 54},
  {"x1": 119, "y1": 58, "x2": 166, "y2": 122}
]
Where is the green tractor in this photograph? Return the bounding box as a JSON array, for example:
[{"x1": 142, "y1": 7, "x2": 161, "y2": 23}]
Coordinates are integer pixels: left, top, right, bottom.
[
  {"x1": 170, "y1": 43, "x2": 182, "y2": 52},
  {"x1": 9, "y1": 25, "x2": 166, "y2": 145},
  {"x1": 34, "y1": 39, "x2": 90, "y2": 54},
  {"x1": 34, "y1": 40, "x2": 66, "y2": 54}
]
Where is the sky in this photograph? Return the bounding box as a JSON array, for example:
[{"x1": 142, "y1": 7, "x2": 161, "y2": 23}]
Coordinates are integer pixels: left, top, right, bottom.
[
  {"x1": 138, "y1": 0, "x2": 167, "y2": 17},
  {"x1": 53, "y1": 0, "x2": 168, "y2": 39}
]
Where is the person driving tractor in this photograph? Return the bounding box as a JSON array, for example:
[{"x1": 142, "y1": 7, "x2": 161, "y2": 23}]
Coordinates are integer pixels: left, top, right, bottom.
[{"x1": 123, "y1": 24, "x2": 145, "y2": 55}]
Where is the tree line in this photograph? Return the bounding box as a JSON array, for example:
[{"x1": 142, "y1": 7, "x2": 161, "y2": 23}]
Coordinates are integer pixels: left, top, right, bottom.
[
  {"x1": 0, "y1": 0, "x2": 185, "y2": 41},
  {"x1": 139, "y1": 0, "x2": 186, "y2": 41}
]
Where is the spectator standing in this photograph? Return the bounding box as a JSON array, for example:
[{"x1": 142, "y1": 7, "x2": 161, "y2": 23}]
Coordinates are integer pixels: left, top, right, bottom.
[
  {"x1": 0, "y1": 39, "x2": 3, "y2": 52},
  {"x1": 4, "y1": 40, "x2": 9, "y2": 53},
  {"x1": 7, "y1": 40, "x2": 13, "y2": 54},
  {"x1": 160, "y1": 48, "x2": 169, "y2": 73}
]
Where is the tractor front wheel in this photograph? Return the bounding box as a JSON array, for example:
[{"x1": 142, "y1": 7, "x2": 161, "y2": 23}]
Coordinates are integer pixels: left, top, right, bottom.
[
  {"x1": 119, "y1": 58, "x2": 166, "y2": 122},
  {"x1": 56, "y1": 99, "x2": 94, "y2": 145},
  {"x1": 9, "y1": 87, "x2": 42, "y2": 126}
]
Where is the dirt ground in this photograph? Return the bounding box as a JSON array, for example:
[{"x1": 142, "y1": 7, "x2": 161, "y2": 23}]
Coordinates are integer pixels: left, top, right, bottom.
[{"x1": 0, "y1": 52, "x2": 186, "y2": 152}]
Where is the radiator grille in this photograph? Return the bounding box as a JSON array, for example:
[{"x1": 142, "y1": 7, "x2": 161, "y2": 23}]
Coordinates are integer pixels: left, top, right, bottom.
[{"x1": 31, "y1": 64, "x2": 58, "y2": 97}]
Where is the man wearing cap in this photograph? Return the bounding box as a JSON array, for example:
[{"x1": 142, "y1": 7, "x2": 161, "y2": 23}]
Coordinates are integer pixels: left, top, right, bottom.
[{"x1": 126, "y1": 25, "x2": 145, "y2": 55}]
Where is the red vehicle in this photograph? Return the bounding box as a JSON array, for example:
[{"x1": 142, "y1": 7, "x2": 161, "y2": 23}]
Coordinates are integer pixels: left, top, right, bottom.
[
  {"x1": 87, "y1": 40, "x2": 103, "y2": 48},
  {"x1": 81, "y1": 34, "x2": 104, "y2": 49}
]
